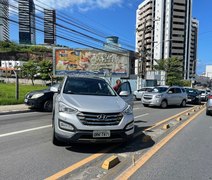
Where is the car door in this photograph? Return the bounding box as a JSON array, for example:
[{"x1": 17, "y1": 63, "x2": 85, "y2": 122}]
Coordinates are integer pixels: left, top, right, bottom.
[
  {"x1": 166, "y1": 88, "x2": 176, "y2": 105},
  {"x1": 117, "y1": 81, "x2": 133, "y2": 107}
]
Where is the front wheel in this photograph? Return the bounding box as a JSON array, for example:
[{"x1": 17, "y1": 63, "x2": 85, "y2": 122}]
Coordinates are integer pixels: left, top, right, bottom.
[
  {"x1": 43, "y1": 100, "x2": 53, "y2": 112},
  {"x1": 180, "y1": 100, "x2": 186, "y2": 107},
  {"x1": 160, "y1": 100, "x2": 168, "y2": 108},
  {"x1": 143, "y1": 104, "x2": 149, "y2": 107}
]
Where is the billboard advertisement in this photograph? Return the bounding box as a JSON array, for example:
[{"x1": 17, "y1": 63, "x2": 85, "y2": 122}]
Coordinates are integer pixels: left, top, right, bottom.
[{"x1": 53, "y1": 48, "x2": 129, "y2": 77}]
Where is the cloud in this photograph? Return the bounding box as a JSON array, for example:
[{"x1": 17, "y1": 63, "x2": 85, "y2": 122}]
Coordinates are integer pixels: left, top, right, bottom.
[{"x1": 34, "y1": 0, "x2": 123, "y2": 11}]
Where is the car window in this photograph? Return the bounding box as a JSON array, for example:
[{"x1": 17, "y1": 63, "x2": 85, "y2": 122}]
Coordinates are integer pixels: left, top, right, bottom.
[
  {"x1": 168, "y1": 88, "x2": 175, "y2": 94},
  {"x1": 150, "y1": 87, "x2": 168, "y2": 93},
  {"x1": 175, "y1": 88, "x2": 182, "y2": 93},
  {"x1": 117, "y1": 81, "x2": 131, "y2": 94},
  {"x1": 181, "y1": 88, "x2": 186, "y2": 93}
]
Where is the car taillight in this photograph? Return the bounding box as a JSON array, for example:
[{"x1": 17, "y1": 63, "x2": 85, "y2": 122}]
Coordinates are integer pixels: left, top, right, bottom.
[{"x1": 208, "y1": 95, "x2": 212, "y2": 99}]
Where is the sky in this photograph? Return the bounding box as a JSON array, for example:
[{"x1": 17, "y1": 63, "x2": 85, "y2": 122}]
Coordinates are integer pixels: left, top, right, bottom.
[{"x1": 8, "y1": 0, "x2": 212, "y2": 75}]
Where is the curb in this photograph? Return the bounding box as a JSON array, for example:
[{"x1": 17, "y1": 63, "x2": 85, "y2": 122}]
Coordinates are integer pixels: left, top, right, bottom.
[{"x1": 0, "y1": 109, "x2": 33, "y2": 115}]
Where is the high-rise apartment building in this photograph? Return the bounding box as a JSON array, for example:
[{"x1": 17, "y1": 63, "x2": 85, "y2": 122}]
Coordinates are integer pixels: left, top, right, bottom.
[
  {"x1": 18, "y1": 0, "x2": 36, "y2": 44},
  {"x1": 0, "y1": 0, "x2": 9, "y2": 41},
  {"x1": 44, "y1": 9, "x2": 56, "y2": 45},
  {"x1": 136, "y1": 0, "x2": 198, "y2": 80}
]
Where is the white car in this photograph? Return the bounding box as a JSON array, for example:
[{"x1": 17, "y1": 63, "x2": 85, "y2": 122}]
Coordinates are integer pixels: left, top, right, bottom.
[
  {"x1": 133, "y1": 87, "x2": 154, "y2": 100},
  {"x1": 51, "y1": 76, "x2": 134, "y2": 145}
]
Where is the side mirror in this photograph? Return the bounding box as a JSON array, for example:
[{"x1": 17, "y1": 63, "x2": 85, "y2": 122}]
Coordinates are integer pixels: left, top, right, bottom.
[
  {"x1": 119, "y1": 91, "x2": 129, "y2": 97},
  {"x1": 50, "y1": 86, "x2": 60, "y2": 93}
]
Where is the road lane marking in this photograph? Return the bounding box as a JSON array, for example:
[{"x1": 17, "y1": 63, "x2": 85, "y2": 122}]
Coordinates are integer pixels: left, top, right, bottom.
[
  {"x1": 134, "y1": 113, "x2": 149, "y2": 119},
  {"x1": 0, "y1": 125, "x2": 51, "y2": 138},
  {"x1": 116, "y1": 107, "x2": 205, "y2": 180}
]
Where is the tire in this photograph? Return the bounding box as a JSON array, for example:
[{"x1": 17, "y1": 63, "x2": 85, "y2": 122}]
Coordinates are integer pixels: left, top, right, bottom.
[
  {"x1": 143, "y1": 104, "x2": 149, "y2": 107},
  {"x1": 43, "y1": 100, "x2": 53, "y2": 112},
  {"x1": 52, "y1": 129, "x2": 66, "y2": 146},
  {"x1": 160, "y1": 100, "x2": 168, "y2": 108},
  {"x1": 180, "y1": 100, "x2": 186, "y2": 107},
  {"x1": 206, "y1": 110, "x2": 210, "y2": 116}
]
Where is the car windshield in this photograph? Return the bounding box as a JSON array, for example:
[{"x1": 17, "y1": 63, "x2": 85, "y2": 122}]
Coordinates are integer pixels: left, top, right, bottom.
[
  {"x1": 149, "y1": 87, "x2": 168, "y2": 93},
  {"x1": 63, "y1": 77, "x2": 116, "y2": 96}
]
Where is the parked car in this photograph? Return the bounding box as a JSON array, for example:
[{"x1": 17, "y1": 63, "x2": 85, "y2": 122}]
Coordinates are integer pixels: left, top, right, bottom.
[
  {"x1": 51, "y1": 76, "x2": 134, "y2": 145},
  {"x1": 206, "y1": 94, "x2": 212, "y2": 115},
  {"x1": 142, "y1": 86, "x2": 187, "y2": 108},
  {"x1": 24, "y1": 84, "x2": 60, "y2": 112},
  {"x1": 133, "y1": 87, "x2": 154, "y2": 100},
  {"x1": 185, "y1": 88, "x2": 201, "y2": 105}
]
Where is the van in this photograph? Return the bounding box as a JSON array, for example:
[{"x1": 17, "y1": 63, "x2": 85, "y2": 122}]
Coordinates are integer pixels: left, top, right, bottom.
[{"x1": 50, "y1": 76, "x2": 134, "y2": 145}]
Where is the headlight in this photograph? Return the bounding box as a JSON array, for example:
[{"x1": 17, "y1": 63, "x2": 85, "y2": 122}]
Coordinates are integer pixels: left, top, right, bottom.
[
  {"x1": 123, "y1": 105, "x2": 133, "y2": 115},
  {"x1": 155, "y1": 94, "x2": 162, "y2": 98},
  {"x1": 58, "y1": 102, "x2": 78, "y2": 114},
  {"x1": 31, "y1": 93, "x2": 44, "y2": 99}
]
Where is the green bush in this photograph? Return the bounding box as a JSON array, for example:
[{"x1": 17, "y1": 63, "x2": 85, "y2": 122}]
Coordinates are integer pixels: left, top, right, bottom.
[{"x1": 0, "y1": 83, "x2": 47, "y2": 105}]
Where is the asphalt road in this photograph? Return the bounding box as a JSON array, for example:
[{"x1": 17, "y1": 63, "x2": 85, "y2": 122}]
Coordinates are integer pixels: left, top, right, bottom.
[
  {"x1": 0, "y1": 101, "x2": 196, "y2": 180},
  {"x1": 130, "y1": 109, "x2": 212, "y2": 180}
]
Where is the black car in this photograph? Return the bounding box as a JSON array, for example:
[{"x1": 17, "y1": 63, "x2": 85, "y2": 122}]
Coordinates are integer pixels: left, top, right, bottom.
[
  {"x1": 185, "y1": 88, "x2": 201, "y2": 105},
  {"x1": 24, "y1": 84, "x2": 59, "y2": 112}
]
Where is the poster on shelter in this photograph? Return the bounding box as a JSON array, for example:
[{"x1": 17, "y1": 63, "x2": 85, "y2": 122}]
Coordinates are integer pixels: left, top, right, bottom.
[{"x1": 53, "y1": 48, "x2": 129, "y2": 77}]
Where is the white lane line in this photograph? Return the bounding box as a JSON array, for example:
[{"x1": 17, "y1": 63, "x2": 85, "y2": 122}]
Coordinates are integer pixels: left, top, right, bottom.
[
  {"x1": 135, "y1": 113, "x2": 149, "y2": 119},
  {"x1": 0, "y1": 125, "x2": 52, "y2": 138}
]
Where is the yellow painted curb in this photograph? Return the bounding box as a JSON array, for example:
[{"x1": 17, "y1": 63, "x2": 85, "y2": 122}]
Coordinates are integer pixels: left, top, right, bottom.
[
  {"x1": 162, "y1": 124, "x2": 170, "y2": 130},
  {"x1": 102, "y1": 155, "x2": 120, "y2": 170}
]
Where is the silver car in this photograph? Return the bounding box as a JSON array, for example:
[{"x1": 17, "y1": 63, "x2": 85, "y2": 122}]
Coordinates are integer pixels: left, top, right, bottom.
[
  {"x1": 206, "y1": 94, "x2": 212, "y2": 115},
  {"x1": 133, "y1": 87, "x2": 154, "y2": 100},
  {"x1": 142, "y1": 86, "x2": 187, "y2": 108},
  {"x1": 51, "y1": 76, "x2": 134, "y2": 145}
]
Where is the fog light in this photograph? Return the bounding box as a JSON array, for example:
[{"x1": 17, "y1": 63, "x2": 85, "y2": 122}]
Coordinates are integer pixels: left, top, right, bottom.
[
  {"x1": 126, "y1": 122, "x2": 134, "y2": 130},
  {"x1": 59, "y1": 120, "x2": 75, "y2": 131}
]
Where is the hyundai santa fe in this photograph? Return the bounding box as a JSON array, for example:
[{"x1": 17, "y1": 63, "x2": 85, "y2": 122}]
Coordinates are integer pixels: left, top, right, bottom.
[{"x1": 51, "y1": 76, "x2": 134, "y2": 145}]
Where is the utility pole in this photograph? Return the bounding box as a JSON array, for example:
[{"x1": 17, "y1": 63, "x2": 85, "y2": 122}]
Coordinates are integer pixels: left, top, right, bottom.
[{"x1": 137, "y1": 19, "x2": 147, "y2": 89}]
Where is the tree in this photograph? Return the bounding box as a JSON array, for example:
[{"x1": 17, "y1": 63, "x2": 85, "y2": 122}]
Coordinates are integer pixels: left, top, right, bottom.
[
  {"x1": 21, "y1": 60, "x2": 38, "y2": 85},
  {"x1": 38, "y1": 60, "x2": 53, "y2": 85},
  {"x1": 154, "y1": 57, "x2": 183, "y2": 86}
]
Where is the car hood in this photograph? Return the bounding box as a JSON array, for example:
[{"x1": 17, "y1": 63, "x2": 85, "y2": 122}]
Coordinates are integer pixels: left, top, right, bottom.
[
  {"x1": 26, "y1": 89, "x2": 50, "y2": 95},
  {"x1": 60, "y1": 94, "x2": 127, "y2": 113}
]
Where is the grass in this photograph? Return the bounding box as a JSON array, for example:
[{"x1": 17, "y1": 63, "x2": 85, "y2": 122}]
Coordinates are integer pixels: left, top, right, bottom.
[{"x1": 0, "y1": 83, "x2": 47, "y2": 105}]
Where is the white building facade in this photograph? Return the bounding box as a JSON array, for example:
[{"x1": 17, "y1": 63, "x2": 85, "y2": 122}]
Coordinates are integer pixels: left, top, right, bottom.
[
  {"x1": 206, "y1": 65, "x2": 212, "y2": 79},
  {"x1": 136, "y1": 0, "x2": 198, "y2": 80}
]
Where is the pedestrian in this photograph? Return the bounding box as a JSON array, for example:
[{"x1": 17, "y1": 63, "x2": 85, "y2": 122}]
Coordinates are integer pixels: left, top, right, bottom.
[{"x1": 113, "y1": 79, "x2": 122, "y2": 92}]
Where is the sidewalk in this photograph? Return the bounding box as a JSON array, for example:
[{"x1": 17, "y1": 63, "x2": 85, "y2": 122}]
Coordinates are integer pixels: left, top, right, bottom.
[{"x1": 0, "y1": 104, "x2": 31, "y2": 115}]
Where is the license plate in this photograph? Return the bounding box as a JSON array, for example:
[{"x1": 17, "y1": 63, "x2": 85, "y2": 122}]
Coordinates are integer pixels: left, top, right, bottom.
[
  {"x1": 187, "y1": 99, "x2": 192, "y2": 102},
  {"x1": 93, "y1": 130, "x2": 110, "y2": 138}
]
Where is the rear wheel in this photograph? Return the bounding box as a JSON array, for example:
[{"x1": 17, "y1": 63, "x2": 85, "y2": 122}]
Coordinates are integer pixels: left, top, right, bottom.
[
  {"x1": 160, "y1": 100, "x2": 168, "y2": 108},
  {"x1": 43, "y1": 100, "x2": 53, "y2": 112},
  {"x1": 180, "y1": 100, "x2": 186, "y2": 107}
]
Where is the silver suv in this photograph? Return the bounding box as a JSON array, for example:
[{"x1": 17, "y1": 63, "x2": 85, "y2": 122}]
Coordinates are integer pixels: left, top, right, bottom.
[
  {"x1": 142, "y1": 86, "x2": 187, "y2": 108},
  {"x1": 51, "y1": 76, "x2": 134, "y2": 145}
]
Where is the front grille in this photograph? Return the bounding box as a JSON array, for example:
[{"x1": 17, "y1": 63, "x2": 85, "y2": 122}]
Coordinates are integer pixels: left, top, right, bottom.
[
  {"x1": 143, "y1": 95, "x2": 152, "y2": 100},
  {"x1": 77, "y1": 112, "x2": 123, "y2": 126}
]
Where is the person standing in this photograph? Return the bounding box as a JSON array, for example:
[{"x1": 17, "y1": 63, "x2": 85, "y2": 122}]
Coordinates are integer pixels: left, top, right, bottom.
[{"x1": 113, "y1": 79, "x2": 122, "y2": 92}]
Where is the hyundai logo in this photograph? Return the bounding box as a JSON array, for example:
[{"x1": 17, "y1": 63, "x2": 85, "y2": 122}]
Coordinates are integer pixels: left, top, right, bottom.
[{"x1": 97, "y1": 114, "x2": 107, "y2": 120}]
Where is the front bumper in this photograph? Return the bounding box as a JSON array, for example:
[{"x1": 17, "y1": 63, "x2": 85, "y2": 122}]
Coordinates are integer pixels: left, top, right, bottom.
[
  {"x1": 142, "y1": 98, "x2": 162, "y2": 106},
  {"x1": 55, "y1": 128, "x2": 134, "y2": 144},
  {"x1": 24, "y1": 98, "x2": 43, "y2": 109}
]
